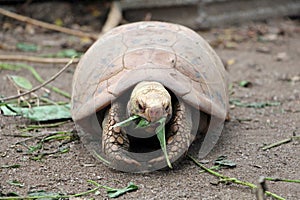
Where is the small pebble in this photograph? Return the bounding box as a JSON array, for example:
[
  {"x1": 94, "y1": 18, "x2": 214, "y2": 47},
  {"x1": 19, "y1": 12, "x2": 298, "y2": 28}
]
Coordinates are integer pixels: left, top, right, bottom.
[
  {"x1": 276, "y1": 52, "x2": 289, "y2": 61},
  {"x1": 256, "y1": 46, "x2": 271, "y2": 54}
]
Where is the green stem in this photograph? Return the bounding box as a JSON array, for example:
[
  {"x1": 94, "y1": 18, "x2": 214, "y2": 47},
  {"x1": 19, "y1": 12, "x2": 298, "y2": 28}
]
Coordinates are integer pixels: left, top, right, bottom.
[
  {"x1": 265, "y1": 191, "x2": 286, "y2": 200},
  {"x1": 262, "y1": 138, "x2": 292, "y2": 151},
  {"x1": 88, "y1": 179, "x2": 115, "y2": 190},
  {"x1": 188, "y1": 155, "x2": 286, "y2": 200},
  {"x1": 93, "y1": 150, "x2": 111, "y2": 165},
  {"x1": 265, "y1": 177, "x2": 300, "y2": 183}
]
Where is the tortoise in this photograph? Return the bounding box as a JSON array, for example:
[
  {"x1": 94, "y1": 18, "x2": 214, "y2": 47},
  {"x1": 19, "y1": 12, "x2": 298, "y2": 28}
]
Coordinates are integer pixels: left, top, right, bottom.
[{"x1": 71, "y1": 21, "x2": 228, "y2": 172}]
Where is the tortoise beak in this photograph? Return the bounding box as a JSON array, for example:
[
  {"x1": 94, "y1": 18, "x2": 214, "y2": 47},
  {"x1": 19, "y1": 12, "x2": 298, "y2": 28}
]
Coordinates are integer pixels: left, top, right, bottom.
[{"x1": 145, "y1": 106, "x2": 165, "y2": 122}]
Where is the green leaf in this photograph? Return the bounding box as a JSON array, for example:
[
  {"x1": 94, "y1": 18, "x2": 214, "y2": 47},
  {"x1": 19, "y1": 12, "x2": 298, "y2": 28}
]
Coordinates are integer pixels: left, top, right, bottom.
[
  {"x1": 0, "y1": 105, "x2": 18, "y2": 115},
  {"x1": 42, "y1": 49, "x2": 82, "y2": 58},
  {"x1": 112, "y1": 115, "x2": 140, "y2": 128},
  {"x1": 0, "y1": 104, "x2": 71, "y2": 121},
  {"x1": 58, "y1": 146, "x2": 70, "y2": 154},
  {"x1": 214, "y1": 155, "x2": 236, "y2": 168},
  {"x1": 7, "y1": 180, "x2": 24, "y2": 188},
  {"x1": 28, "y1": 142, "x2": 43, "y2": 153},
  {"x1": 155, "y1": 117, "x2": 172, "y2": 169},
  {"x1": 0, "y1": 62, "x2": 22, "y2": 70},
  {"x1": 136, "y1": 118, "x2": 151, "y2": 128},
  {"x1": 56, "y1": 49, "x2": 82, "y2": 58},
  {"x1": 9, "y1": 75, "x2": 33, "y2": 90},
  {"x1": 16, "y1": 42, "x2": 38, "y2": 52},
  {"x1": 239, "y1": 80, "x2": 252, "y2": 88},
  {"x1": 107, "y1": 182, "x2": 138, "y2": 198},
  {"x1": 28, "y1": 190, "x2": 61, "y2": 200}
]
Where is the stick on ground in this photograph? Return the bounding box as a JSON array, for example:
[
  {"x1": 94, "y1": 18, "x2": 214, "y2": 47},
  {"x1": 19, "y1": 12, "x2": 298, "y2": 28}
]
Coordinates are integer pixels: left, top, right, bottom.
[
  {"x1": 0, "y1": 7, "x2": 98, "y2": 40},
  {"x1": 0, "y1": 58, "x2": 74, "y2": 102},
  {"x1": 0, "y1": 54, "x2": 80, "y2": 64}
]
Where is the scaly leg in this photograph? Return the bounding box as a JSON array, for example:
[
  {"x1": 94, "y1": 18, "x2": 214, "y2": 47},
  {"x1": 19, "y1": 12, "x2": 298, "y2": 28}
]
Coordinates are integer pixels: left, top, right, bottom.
[{"x1": 102, "y1": 102, "x2": 141, "y2": 170}]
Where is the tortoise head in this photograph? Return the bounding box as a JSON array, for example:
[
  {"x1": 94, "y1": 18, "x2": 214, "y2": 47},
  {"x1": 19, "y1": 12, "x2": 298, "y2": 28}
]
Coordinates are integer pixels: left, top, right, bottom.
[{"x1": 127, "y1": 81, "x2": 172, "y2": 123}]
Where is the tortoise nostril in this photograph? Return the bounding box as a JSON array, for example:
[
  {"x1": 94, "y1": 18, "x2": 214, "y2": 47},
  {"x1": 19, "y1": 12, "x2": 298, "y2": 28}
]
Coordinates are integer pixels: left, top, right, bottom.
[{"x1": 148, "y1": 107, "x2": 163, "y2": 122}]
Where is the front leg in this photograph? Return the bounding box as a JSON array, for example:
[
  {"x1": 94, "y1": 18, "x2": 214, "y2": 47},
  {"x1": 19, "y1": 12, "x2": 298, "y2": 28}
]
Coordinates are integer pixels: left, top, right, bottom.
[
  {"x1": 102, "y1": 102, "x2": 141, "y2": 170},
  {"x1": 149, "y1": 101, "x2": 193, "y2": 166}
]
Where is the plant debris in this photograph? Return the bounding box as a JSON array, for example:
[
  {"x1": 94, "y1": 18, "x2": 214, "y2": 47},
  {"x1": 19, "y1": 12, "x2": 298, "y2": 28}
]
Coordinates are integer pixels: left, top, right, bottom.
[
  {"x1": 1, "y1": 164, "x2": 21, "y2": 169},
  {"x1": 262, "y1": 137, "x2": 293, "y2": 151},
  {"x1": 16, "y1": 42, "x2": 39, "y2": 52},
  {"x1": 16, "y1": 130, "x2": 76, "y2": 161},
  {"x1": 238, "y1": 80, "x2": 252, "y2": 88},
  {"x1": 9, "y1": 75, "x2": 33, "y2": 90},
  {"x1": 105, "y1": 182, "x2": 139, "y2": 198},
  {"x1": 42, "y1": 49, "x2": 82, "y2": 58},
  {"x1": 1, "y1": 103, "x2": 71, "y2": 121},
  {"x1": 214, "y1": 155, "x2": 236, "y2": 168},
  {"x1": 230, "y1": 99, "x2": 280, "y2": 108},
  {"x1": 7, "y1": 180, "x2": 24, "y2": 188}
]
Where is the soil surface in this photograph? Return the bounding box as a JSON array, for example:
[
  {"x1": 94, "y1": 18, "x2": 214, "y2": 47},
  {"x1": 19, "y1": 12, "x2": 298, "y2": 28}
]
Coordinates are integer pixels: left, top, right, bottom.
[{"x1": 0, "y1": 3, "x2": 299, "y2": 200}]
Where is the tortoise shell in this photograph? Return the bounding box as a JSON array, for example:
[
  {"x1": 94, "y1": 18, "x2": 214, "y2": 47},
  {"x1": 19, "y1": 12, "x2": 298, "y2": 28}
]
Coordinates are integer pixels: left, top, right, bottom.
[{"x1": 72, "y1": 21, "x2": 228, "y2": 128}]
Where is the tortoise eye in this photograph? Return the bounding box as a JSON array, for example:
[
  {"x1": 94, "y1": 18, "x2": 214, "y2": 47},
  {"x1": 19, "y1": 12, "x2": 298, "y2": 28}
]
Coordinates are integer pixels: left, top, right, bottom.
[
  {"x1": 165, "y1": 105, "x2": 170, "y2": 112},
  {"x1": 137, "y1": 101, "x2": 144, "y2": 111}
]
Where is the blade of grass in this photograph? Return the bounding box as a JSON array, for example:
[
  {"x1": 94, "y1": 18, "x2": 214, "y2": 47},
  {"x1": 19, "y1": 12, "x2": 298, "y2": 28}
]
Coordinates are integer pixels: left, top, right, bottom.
[
  {"x1": 265, "y1": 177, "x2": 300, "y2": 183},
  {"x1": 112, "y1": 115, "x2": 140, "y2": 128},
  {"x1": 261, "y1": 138, "x2": 292, "y2": 151},
  {"x1": 94, "y1": 150, "x2": 111, "y2": 165},
  {"x1": 156, "y1": 117, "x2": 172, "y2": 169},
  {"x1": 88, "y1": 180, "x2": 138, "y2": 198},
  {"x1": 42, "y1": 131, "x2": 72, "y2": 142}
]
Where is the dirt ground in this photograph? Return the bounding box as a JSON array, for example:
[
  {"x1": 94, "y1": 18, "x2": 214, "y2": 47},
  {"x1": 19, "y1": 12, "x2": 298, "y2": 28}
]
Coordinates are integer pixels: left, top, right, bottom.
[{"x1": 0, "y1": 3, "x2": 300, "y2": 200}]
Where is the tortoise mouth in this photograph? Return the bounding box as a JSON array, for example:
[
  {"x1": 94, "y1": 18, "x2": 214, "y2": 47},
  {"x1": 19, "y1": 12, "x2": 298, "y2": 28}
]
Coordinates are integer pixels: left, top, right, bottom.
[{"x1": 126, "y1": 122, "x2": 171, "y2": 153}]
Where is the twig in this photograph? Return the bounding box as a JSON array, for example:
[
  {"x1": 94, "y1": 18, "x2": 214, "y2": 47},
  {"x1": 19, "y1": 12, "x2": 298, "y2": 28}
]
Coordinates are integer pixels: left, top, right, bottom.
[
  {"x1": 99, "y1": 1, "x2": 122, "y2": 38},
  {"x1": 262, "y1": 138, "x2": 292, "y2": 151},
  {"x1": 0, "y1": 54, "x2": 79, "y2": 64},
  {"x1": 0, "y1": 58, "x2": 74, "y2": 102},
  {"x1": 188, "y1": 155, "x2": 285, "y2": 200},
  {"x1": 0, "y1": 7, "x2": 98, "y2": 40}
]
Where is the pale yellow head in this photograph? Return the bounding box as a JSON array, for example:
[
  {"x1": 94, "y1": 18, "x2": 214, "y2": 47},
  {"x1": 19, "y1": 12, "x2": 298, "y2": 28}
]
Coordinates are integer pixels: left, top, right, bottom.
[{"x1": 127, "y1": 81, "x2": 172, "y2": 122}]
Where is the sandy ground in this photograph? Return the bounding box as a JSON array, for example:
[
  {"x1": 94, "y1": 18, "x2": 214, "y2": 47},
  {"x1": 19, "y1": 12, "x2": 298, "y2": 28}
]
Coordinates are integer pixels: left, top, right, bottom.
[{"x1": 0, "y1": 4, "x2": 299, "y2": 200}]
